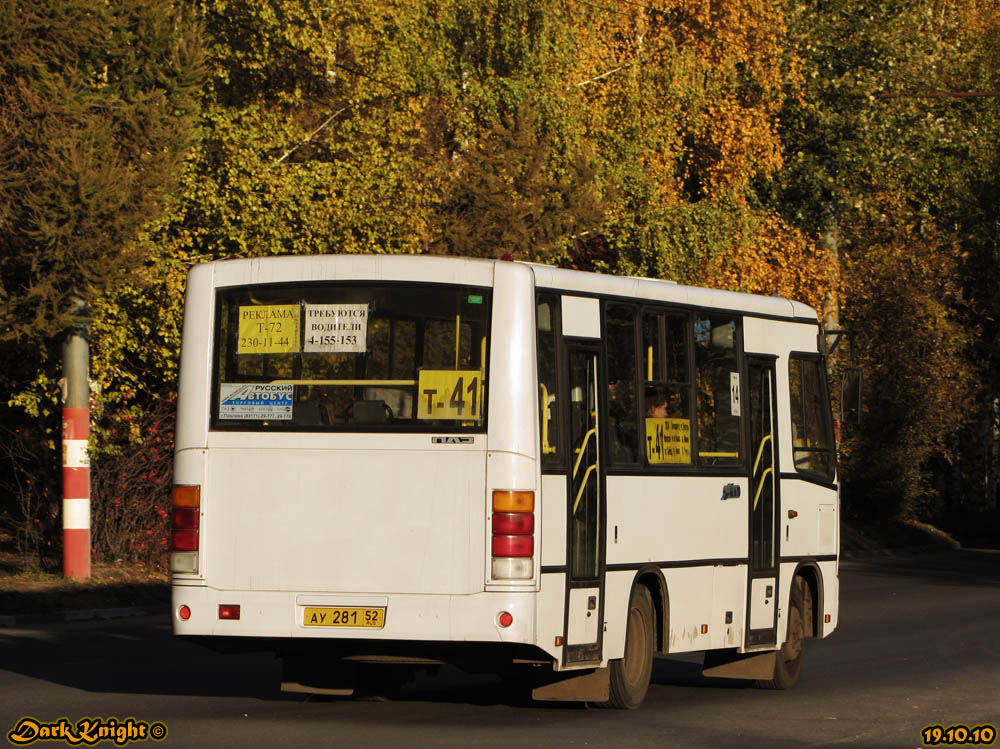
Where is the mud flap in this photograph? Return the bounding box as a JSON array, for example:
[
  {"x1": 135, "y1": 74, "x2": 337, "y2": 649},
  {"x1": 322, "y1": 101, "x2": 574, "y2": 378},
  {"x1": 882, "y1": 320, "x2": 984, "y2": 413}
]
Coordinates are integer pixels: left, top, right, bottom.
[
  {"x1": 702, "y1": 649, "x2": 776, "y2": 680},
  {"x1": 531, "y1": 666, "x2": 610, "y2": 702}
]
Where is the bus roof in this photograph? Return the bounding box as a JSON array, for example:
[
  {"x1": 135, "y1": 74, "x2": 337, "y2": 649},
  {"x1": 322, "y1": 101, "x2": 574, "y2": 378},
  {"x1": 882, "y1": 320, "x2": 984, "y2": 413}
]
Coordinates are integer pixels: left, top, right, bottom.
[
  {"x1": 525, "y1": 262, "x2": 818, "y2": 323},
  {"x1": 196, "y1": 254, "x2": 818, "y2": 324}
]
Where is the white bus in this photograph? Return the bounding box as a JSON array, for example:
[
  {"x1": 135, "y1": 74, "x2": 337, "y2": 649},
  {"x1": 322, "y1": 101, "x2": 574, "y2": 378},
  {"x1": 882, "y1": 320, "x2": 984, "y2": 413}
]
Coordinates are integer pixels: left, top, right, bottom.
[{"x1": 171, "y1": 254, "x2": 840, "y2": 708}]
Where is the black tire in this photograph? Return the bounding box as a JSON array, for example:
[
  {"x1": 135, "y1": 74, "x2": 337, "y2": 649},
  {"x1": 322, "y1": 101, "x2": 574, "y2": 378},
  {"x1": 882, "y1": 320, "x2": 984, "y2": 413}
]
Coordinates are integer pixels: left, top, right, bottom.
[
  {"x1": 757, "y1": 578, "x2": 806, "y2": 690},
  {"x1": 602, "y1": 585, "x2": 655, "y2": 709}
]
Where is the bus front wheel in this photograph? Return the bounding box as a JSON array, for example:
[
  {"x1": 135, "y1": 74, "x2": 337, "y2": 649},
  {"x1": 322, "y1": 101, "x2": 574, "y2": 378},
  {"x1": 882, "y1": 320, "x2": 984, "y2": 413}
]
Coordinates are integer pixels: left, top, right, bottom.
[
  {"x1": 603, "y1": 585, "x2": 654, "y2": 709},
  {"x1": 757, "y1": 578, "x2": 806, "y2": 690}
]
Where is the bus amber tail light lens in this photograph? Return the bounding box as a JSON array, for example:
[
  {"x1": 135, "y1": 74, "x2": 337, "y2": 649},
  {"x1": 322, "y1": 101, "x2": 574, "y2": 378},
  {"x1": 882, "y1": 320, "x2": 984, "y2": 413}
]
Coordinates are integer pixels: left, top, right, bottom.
[
  {"x1": 172, "y1": 484, "x2": 201, "y2": 508},
  {"x1": 492, "y1": 490, "x2": 534, "y2": 512},
  {"x1": 170, "y1": 484, "x2": 201, "y2": 573},
  {"x1": 491, "y1": 490, "x2": 534, "y2": 580}
]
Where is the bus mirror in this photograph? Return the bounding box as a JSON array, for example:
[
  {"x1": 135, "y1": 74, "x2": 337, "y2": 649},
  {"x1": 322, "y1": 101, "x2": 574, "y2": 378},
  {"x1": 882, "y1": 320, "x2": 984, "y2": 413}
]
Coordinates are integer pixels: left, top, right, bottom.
[{"x1": 841, "y1": 368, "x2": 863, "y2": 425}]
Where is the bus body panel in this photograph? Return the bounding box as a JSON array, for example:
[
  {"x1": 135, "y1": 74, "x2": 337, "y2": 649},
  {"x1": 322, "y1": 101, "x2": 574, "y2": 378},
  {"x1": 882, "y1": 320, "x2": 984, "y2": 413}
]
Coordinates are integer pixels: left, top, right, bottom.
[
  {"x1": 819, "y1": 559, "x2": 839, "y2": 633},
  {"x1": 529, "y1": 264, "x2": 808, "y2": 323},
  {"x1": 539, "y1": 474, "x2": 567, "y2": 568},
  {"x1": 171, "y1": 586, "x2": 542, "y2": 646},
  {"x1": 210, "y1": 253, "x2": 497, "y2": 290},
  {"x1": 486, "y1": 262, "x2": 538, "y2": 460},
  {"x1": 201, "y1": 444, "x2": 487, "y2": 595},
  {"x1": 535, "y1": 572, "x2": 568, "y2": 663},
  {"x1": 484, "y1": 450, "x2": 539, "y2": 589},
  {"x1": 781, "y1": 480, "x2": 839, "y2": 558},
  {"x1": 605, "y1": 476, "x2": 749, "y2": 563},
  {"x1": 175, "y1": 263, "x2": 215, "y2": 452}
]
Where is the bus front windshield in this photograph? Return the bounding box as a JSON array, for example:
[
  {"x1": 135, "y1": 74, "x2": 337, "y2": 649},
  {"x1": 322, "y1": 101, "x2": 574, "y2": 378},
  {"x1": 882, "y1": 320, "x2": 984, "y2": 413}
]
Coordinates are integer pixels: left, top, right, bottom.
[{"x1": 211, "y1": 283, "x2": 491, "y2": 432}]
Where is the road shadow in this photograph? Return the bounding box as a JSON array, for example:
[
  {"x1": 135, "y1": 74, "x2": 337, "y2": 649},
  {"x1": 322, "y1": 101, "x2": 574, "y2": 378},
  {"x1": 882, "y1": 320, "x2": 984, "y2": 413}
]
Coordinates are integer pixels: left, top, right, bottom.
[
  {"x1": 651, "y1": 655, "x2": 754, "y2": 690},
  {"x1": 844, "y1": 547, "x2": 1000, "y2": 587},
  {"x1": 0, "y1": 619, "x2": 575, "y2": 709},
  {"x1": 0, "y1": 613, "x2": 755, "y2": 711},
  {"x1": 0, "y1": 583, "x2": 169, "y2": 616}
]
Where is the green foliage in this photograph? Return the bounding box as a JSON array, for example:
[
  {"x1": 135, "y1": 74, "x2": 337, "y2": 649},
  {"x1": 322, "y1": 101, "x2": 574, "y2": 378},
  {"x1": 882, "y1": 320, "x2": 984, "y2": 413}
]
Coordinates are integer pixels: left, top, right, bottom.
[
  {"x1": 763, "y1": 0, "x2": 998, "y2": 521},
  {"x1": 0, "y1": 0, "x2": 204, "y2": 343},
  {"x1": 432, "y1": 104, "x2": 607, "y2": 260}
]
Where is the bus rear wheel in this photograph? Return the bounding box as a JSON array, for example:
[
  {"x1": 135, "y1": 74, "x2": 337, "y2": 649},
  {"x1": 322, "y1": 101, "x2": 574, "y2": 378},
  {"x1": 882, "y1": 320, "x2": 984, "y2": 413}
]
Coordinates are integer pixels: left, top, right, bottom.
[
  {"x1": 757, "y1": 578, "x2": 805, "y2": 690},
  {"x1": 603, "y1": 585, "x2": 654, "y2": 709}
]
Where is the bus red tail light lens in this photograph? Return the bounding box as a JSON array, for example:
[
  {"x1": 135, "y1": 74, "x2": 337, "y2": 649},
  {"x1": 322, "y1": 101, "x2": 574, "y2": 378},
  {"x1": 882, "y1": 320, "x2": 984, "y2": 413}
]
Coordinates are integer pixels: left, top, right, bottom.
[
  {"x1": 492, "y1": 512, "x2": 534, "y2": 535},
  {"x1": 172, "y1": 508, "x2": 200, "y2": 530},
  {"x1": 171, "y1": 529, "x2": 199, "y2": 552},
  {"x1": 492, "y1": 534, "x2": 533, "y2": 558}
]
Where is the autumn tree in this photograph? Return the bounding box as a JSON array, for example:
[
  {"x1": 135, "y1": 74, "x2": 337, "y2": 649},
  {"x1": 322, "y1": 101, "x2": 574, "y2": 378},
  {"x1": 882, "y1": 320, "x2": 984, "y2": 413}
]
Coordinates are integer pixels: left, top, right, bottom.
[
  {"x1": 0, "y1": 0, "x2": 203, "y2": 347},
  {"x1": 0, "y1": 0, "x2": 203, "y2": 558},
  {"x1": 763, "y1": 0, "x2": 995, "y2": 523}
]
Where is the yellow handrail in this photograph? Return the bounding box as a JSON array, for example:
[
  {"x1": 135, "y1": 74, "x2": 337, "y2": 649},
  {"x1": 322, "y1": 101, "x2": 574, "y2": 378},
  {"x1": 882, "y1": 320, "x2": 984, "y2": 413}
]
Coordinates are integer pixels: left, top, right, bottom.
[
  {"x1": 573, "y1": 427, "x2": 596, "y2": 478},
  {"x1": 573, "y1": 463, "x2": 598, "y2": 513},
  {"x1": 752, "y1": 434, "x2": 773, "y2": 476},
  {"x1": 271, "y1": 379, "x2": 416, "y2": 386},
  {"x1": 540, "y1": 383, "x2": 556, "y2": 455},
  {"x1": 698, "y1": 451, "x2": 740, "y2": 458},
  {"x1": 753, "y1": 467, "x2": 773, "y2": 510}
]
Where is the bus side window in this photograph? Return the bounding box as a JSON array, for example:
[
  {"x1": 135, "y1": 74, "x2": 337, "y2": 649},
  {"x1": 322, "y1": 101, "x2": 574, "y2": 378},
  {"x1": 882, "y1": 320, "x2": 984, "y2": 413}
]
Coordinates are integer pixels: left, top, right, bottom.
[
  {"x1": 537, "y1": 294, "x2": 562, "y2": 467},
  {"x1": 788, "y1": 356, "x2": 836, "y2": 481},
  {"x1": 606, "y1": 304, "x2": 639, "y2": 464},
  {"x1": 694, "y1": 315, "x2": 742, "y2": 467},
  {"x1": 642, "y1": 310, "x2": 694, "y2": 466}
]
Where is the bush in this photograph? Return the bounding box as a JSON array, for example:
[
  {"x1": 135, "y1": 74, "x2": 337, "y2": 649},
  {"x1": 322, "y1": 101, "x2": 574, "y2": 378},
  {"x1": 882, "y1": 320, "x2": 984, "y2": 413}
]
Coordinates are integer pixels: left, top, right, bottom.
[
  {"x1": 89, "y1": 399, "x2": 174, "y2": 567},
  {"x1": 0, "y1": 423, "x2": 62, "y2": 566}
]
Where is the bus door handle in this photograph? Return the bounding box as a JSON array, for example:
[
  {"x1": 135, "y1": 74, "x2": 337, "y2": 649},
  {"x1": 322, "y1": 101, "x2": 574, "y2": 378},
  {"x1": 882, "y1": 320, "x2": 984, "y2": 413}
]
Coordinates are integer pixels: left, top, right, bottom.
[{"x1": 721, "y1": 483, "x2": 741, "y2": 501}]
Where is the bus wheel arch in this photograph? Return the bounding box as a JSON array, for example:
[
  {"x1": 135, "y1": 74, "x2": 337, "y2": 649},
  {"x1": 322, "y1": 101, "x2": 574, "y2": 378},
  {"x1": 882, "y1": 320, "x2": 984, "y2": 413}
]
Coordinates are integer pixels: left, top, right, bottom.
[
  {"x1": 791, "y1": 562, "x2": 824, "y2": 638},
  {"x1": 630, "y1": 567, "x2": 669, "y2": 654}
]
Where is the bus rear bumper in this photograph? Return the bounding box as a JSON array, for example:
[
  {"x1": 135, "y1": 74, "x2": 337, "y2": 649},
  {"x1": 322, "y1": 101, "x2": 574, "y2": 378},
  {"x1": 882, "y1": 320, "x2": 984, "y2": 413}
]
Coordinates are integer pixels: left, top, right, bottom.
[{"x1": 171, "y1": 584, "x2": 543, "y2": 651}]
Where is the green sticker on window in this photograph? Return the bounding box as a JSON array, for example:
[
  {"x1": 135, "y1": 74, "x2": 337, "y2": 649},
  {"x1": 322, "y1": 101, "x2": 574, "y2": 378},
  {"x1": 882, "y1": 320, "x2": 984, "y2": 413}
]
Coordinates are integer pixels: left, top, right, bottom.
[{"x1": 467, "y1": 295, "x2": 483, "y2": 305}]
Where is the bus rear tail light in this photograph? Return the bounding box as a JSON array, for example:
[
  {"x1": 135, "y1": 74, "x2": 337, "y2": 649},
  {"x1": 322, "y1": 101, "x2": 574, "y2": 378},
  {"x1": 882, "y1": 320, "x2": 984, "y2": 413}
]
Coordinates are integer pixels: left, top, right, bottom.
[
  {"x1": 219, "y1": 605, "x2": 241, "y2": 620},
  {"x1": 491, "y1": 490, "x2": 534, "y2": 580},
  {"x1": 492, "y1": 512, "x2": 534, "y2": 535},
  {"x1": 170, "y1": 484, "x2": 201, "y2": 573}
]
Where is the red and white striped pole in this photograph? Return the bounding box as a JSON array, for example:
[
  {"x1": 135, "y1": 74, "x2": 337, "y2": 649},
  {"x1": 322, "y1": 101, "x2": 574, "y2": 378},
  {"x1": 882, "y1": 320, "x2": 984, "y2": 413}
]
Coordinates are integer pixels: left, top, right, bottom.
[{"x1": 62, "y1": 328, "x2": 91, "y2": 579}]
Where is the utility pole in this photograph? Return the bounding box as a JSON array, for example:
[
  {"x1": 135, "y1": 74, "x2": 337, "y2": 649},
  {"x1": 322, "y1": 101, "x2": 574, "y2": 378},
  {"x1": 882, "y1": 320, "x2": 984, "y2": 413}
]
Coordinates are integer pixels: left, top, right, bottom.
[{"x1": 62, "y1": 310, "x2": 91, "y2": 580}]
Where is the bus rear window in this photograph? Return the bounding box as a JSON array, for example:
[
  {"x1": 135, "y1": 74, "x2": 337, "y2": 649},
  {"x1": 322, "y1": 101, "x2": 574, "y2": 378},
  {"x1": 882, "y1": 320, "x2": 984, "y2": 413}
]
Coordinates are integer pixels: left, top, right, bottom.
[{"x1": 211, "y1": 283, "x2": 491, "y2": 431}]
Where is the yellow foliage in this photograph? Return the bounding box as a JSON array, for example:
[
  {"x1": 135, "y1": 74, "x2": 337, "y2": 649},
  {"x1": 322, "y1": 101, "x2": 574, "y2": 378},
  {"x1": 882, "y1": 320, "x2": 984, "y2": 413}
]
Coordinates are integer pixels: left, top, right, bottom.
[{"x1": 700, "y1": 213, "x2": 838, "y2": 314}]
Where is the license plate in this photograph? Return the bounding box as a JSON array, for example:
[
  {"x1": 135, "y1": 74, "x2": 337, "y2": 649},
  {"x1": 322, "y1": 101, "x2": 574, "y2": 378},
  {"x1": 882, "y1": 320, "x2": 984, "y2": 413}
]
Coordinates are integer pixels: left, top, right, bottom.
[{"x1": 303, "y1": 606, "x2": 385, "y2": 628}]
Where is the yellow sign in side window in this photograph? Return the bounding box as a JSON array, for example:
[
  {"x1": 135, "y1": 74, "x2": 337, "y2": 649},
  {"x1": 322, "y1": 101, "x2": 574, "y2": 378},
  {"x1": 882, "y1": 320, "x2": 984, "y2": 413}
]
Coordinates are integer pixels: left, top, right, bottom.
[
  {"x1": 237, "y1": 304, "x2": 300, "y2": 354},
  {"x1": 645, "y1": 417, "x2": 691, "y2": 464},
  {"x1": 417, "y1": 369, "x2": 483, "y2": 421}
]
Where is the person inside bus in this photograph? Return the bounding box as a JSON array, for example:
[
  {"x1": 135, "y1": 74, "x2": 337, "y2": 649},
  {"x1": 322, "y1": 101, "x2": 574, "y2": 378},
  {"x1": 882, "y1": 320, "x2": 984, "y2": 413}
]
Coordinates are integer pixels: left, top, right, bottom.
[
  {"x1": 299, "y1": 386, "x2": 337, "y2": 425},
  {"x1": 645, "y1": 388, "x2": 683, "y2": 419},
  {"x1": 607, "y1": 378, "x2": 638, "y2": 463}
]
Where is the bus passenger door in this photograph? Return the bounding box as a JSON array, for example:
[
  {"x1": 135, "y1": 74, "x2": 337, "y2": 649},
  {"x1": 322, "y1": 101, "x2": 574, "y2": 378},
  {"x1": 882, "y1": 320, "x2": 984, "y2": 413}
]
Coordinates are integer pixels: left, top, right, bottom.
[
  {"x1": 563, "y1": 344, "x2": 604, "y2": 665},
  {"x1": 746, "y1": 356, "x2": 780, "y2": 648}
]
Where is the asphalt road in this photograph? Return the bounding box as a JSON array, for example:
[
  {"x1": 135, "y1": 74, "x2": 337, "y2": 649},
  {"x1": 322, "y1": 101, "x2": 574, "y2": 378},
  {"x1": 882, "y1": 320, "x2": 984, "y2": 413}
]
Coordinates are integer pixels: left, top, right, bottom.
[{"x1": 2, "y1": 549, "x2": 998, "y2": 748}]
